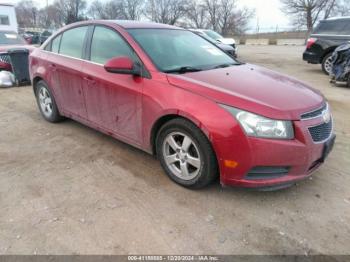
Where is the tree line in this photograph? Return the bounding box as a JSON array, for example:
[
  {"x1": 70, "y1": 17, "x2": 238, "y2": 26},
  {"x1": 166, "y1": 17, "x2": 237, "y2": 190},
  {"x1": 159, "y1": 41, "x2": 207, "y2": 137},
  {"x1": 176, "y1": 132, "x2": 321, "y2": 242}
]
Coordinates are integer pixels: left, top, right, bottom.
[
  {"x1": 15, "y1": 0, "x2": 254, "y2": 35},
  {"x1": 16, "y1": 0, "x2": 350, "y2": 36}
]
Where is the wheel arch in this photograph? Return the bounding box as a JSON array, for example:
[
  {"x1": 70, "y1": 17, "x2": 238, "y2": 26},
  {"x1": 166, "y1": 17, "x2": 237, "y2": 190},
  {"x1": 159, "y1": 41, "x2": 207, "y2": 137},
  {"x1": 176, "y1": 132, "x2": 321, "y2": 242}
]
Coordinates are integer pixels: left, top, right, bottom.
[
  {"x1": 150, "y1": 112, "x2": 212, "y2": 156},
  {"x1": 32, "y1": 76, "x2": 44, "y2": 93},
  {"x1": 320, "y1": 47, "x2": 335, "y2": 62}
]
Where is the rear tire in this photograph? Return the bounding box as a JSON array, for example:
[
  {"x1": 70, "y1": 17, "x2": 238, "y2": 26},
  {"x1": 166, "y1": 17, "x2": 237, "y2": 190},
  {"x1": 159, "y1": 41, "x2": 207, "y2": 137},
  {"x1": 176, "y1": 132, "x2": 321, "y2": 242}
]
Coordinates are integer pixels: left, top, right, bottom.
[
  {"x1": 322, "y1": 53, "x2": 333, "y2": 75},
  {"x1": 34, "y1": 80, "x2": 64, "y2": 123},
  {"x1": 156, "y1": 118, "x2": 218, "y2": 189}
]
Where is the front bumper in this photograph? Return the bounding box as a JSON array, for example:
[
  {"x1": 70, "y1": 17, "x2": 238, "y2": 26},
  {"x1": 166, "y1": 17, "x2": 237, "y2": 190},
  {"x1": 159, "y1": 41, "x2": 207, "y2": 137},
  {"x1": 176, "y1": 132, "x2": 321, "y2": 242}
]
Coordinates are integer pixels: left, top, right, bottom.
[{"x1": 215, "y1": 116, "x2": 335, "y2": 189}]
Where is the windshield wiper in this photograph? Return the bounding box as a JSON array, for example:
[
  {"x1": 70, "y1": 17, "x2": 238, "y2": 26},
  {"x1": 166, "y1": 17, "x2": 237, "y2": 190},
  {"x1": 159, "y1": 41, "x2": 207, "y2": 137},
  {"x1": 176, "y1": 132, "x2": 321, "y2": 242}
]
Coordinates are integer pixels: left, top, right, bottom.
[
  {"x1": 212, "y1": 63, "x2": 236, "y2": 69},
  {"x1": 164, "y1": 66, "x2": 203, "y2": 74}
]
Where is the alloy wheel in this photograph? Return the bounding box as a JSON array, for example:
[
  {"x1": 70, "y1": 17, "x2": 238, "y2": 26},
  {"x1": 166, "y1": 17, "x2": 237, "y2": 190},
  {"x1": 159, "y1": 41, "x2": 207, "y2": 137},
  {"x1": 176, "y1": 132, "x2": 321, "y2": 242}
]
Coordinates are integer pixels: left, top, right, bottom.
[
  {"x1": 38, "y1": 86, "x2": 53, "y2": 118},
  {"x1": 162, "y1": 132, "x2": 202, "y2": 181},
  {"x1": 324, "y1": 56, "x2": 333, "y2": 75}
]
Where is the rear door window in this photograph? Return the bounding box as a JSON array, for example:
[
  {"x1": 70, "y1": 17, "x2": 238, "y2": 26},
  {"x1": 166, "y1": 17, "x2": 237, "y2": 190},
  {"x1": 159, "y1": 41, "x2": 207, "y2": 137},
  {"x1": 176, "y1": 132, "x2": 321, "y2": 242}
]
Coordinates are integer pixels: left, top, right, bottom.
[
  {"x1": 314, "y1": 20, "x2": 348, "y2": 35},
  {"x1": 90, "y1": 26, "x2": 136, "y2": 64},
  {"x1": 341, "y1": 23, "x2": 350, "y2": 35},
  {"x1": 59, "y1": 26, "x2": 88, "y2": 59}
]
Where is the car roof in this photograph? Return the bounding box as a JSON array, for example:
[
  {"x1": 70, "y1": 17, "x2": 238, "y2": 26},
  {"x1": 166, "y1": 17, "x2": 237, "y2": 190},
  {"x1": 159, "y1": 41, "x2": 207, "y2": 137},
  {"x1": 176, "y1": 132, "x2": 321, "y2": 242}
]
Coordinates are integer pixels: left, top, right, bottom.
[
  {"x1": 322, "y1": 16, "x2": 350, "y2": 21},
  {"x1": 60, "y1": 20, "x2": 183, "y2": 32},
  {"x1": 105, "y1": 20, "x2": 182, "y2": 30},
  {"x1": 189, "y1": 28, "x2": 202, "y2": 31}
]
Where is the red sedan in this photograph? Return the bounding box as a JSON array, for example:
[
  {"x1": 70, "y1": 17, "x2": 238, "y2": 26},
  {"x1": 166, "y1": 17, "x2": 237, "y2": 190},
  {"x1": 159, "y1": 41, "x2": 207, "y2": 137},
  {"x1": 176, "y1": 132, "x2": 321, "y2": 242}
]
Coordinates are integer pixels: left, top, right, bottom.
[{"x1": 29, "y1": 20, "x2": 335, "y2": 190}]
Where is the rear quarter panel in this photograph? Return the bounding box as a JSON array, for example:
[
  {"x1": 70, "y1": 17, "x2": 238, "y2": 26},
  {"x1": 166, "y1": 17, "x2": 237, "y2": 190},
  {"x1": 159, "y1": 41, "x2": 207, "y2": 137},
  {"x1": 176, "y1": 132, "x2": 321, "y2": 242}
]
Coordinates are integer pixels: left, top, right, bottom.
[{"x1": 29, "y1": 49, "x2": 48, "y2": 86}]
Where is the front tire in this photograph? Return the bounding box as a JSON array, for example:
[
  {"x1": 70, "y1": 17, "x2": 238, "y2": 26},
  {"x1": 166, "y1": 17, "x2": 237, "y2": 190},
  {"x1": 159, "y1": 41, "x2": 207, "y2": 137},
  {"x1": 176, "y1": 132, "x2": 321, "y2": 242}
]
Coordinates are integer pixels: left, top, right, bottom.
[
  {"x1": 322, "y1": 53, "x2": 333, "y2": 75},
  {"x1": 156, "y1": 118, "x2": 218, "y2": 189},
  {"x1": 35, "y1": 80, "x2": 63, "y2": 123}
]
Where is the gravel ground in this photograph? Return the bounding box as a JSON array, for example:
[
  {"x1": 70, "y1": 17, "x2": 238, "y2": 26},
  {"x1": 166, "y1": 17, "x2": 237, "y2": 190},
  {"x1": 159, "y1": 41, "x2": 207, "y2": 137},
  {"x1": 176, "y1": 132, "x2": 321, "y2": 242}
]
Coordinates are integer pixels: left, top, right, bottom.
[{"x1": 0, "y1": 45, "x2": 349, "y2": 255}]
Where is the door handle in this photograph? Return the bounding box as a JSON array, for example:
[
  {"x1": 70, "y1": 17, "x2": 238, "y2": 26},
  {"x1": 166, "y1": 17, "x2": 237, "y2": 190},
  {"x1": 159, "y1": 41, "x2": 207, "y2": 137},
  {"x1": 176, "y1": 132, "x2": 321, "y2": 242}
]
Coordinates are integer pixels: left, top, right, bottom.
[{"x1": 83, "y1": 76, "x2": 96, "y2": 85}]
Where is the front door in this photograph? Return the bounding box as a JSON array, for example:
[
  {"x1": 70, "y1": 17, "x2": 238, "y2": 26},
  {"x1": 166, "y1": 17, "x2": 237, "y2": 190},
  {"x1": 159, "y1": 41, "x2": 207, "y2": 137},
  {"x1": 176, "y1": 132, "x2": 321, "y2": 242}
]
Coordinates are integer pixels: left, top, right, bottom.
[{"x1": 82, "y1": 26, "x2": 143, "y2": 144}]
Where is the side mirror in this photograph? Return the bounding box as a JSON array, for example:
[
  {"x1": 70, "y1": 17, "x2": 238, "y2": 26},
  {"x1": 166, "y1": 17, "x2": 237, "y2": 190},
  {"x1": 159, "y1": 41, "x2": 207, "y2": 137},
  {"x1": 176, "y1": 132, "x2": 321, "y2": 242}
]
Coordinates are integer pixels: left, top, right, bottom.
[{"x1": 104, "y1": 56, "x2": 141, "y2": 76}]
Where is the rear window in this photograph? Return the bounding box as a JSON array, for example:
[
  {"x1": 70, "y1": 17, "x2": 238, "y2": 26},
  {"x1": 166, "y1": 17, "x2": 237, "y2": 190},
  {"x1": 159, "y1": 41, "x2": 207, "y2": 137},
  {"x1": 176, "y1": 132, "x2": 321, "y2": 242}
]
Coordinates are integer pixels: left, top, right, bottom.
[{"x1": 313, "y1": 19, "x2": 350, "y2": 35}]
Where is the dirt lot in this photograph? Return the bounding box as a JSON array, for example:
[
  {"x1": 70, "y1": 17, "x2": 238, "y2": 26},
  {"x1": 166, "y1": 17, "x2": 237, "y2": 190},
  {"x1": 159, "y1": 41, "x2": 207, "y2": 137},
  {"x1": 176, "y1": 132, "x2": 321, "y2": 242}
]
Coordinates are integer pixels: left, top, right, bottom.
[{"x1": 0, "y1": 45, "x2": 349, "y2": 255}]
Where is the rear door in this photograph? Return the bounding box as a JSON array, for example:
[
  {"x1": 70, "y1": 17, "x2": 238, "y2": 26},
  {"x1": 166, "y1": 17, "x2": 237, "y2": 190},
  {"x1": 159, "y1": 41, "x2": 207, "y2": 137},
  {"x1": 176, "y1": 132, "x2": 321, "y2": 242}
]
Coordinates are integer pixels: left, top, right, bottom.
[
  {"x1": 43, "y1": 34, "x2": 62, "y2": 108},
  {"x1": 55, "y1": 26, "x2": 89, "y2": 119},
  {"x1": 81, "y1": 25, "x2": 144, "y2": 144}
]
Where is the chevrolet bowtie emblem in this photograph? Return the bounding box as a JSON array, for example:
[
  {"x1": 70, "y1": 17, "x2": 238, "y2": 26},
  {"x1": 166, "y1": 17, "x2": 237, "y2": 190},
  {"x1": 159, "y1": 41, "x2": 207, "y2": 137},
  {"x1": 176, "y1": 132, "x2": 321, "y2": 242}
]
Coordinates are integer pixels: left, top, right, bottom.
[{"x1": 322, "y1": 109, "x2": 331, "y2": 123}]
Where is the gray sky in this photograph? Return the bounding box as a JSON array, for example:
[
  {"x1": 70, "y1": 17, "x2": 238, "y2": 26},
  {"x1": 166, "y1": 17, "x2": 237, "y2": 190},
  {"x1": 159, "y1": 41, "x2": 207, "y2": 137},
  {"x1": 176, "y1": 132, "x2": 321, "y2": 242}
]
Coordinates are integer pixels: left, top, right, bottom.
[
  {"x1": 239, "y1": 0, "x2": 290, "y2": 32},
  {"x1": 5, "y1": 0, "x2": 291, "y2": 32}
]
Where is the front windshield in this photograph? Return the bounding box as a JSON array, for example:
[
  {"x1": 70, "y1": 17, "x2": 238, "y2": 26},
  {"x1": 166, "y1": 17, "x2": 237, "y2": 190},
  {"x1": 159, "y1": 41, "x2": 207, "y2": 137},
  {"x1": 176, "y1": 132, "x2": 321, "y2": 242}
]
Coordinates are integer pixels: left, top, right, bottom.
[
  {"x1": 197, "y1": 32, "x2": 217, "y2": 45},
  {"x1": 204, "y1": 30, "x2": 223, "y2": 40},
  {"x1": 0, "y1": 32, "x2": 26, "y2": 45},
  {"x1": 127, "y1": 29, "x2": 237, "y2": 73}
]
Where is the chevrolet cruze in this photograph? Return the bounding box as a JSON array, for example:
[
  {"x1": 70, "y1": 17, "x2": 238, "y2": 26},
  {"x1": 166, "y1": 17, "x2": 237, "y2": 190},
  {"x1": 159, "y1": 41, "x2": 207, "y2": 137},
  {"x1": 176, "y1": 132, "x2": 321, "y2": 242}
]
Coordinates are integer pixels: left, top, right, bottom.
[{"x1": 30, "y1": 20, "x2": 335, "y2": 190}]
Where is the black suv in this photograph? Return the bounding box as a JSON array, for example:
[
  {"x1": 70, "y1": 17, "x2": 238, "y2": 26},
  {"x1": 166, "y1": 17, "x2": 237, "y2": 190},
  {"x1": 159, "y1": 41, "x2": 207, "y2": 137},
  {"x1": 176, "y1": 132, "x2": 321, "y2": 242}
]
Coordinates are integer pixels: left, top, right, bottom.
[{"x1": 303, "y1": 17, "x2": 350, "y2": 75}]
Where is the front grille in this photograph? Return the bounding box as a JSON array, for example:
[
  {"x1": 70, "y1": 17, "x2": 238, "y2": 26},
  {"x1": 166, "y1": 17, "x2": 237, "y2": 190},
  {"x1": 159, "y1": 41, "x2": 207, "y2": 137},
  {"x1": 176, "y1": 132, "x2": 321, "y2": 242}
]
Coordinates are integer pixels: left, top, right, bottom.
[
  {"x1": 308, "y1": 120, "x2": 333, "y2": 142},
  {"x1": 301, "y1": 103, "x2": 327, "y2": 119},
  {"x1": 0, "y1": 53, "x2": 11, "y2": 64}
]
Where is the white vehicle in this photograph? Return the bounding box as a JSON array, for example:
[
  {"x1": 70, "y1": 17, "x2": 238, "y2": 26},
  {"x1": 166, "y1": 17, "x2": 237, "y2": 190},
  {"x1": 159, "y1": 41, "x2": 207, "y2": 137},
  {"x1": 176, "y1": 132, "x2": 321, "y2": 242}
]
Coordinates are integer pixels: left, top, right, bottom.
[
  {"x1": 190, "y1": 29, "x2": 236, "y2": 49},
  {"x1": 0, "y1": 2, "x2": 18, "y2": 33}
]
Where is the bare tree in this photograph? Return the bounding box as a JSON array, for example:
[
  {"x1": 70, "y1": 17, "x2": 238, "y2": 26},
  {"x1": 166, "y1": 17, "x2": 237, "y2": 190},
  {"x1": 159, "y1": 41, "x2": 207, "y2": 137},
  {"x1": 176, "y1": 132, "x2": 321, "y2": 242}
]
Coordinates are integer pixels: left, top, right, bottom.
[
  {"x1": 226, "y1": 6, "x2": 254, "y2": 35},
  {"x1": 54, "y1": 0, "x2": 87, "y2": 25},
  {"x1": 16, "y1": 0, "x2": 253, "y2": 34},
  {"x1": 204, "y1": 0, "x2": 254, "y2": 35},
  {"x1": 37, "y1": 5, "x2": 64, "y2": 28},
  {"x1": 186, "y1": 0, "x2": 208, "y2": 28},
  {"x1": 204, "y1": 0, "x2": 221, "y2": 31},
  {"x1": 15, "y1": 0, "x2": 39, "y2": 28},
  {"x1": 145, "y1": 0, "x2": 189, "y2": 25},
  {"x1": 333, "y1": 0, "x2": 350, "y2": 16},
  {"x1": 323, "y1": 0, "x2": 337, "y2": 18},
  {"x1": 280, "y1": 0, "x2": 337, "y2": 34},
  {"x1": 121, "y1": 0, "x2": 144, "y2": 20},
  {"x1": 88, "y1": 0, "x2": 105, "y2": 19},
  {"x1": 88, "y1": 0, "x2": 123, "y2": 19}
]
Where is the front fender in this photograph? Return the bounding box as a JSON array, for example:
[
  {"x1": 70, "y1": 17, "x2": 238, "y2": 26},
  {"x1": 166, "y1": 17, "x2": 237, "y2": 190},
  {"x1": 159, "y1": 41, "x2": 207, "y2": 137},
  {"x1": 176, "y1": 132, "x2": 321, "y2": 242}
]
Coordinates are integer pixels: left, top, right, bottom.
[{"x1": 141, "y1": 79, "x2": 252, "y2": 180}]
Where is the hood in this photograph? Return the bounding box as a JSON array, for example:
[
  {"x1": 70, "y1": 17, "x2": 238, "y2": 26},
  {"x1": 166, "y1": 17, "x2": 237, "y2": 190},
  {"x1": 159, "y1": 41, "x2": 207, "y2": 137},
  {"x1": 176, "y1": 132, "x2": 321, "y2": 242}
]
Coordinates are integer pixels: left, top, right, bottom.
[
  {"x1": 218, "y1": 43, "x2": 234, "y2": 51},
  {"x1": 166, "y1": 64, "x2": 324, "y2": 120},
  {"x1": 0, "y1": 44, "x2": 35, "y2": 53},
  {"x1": 217, "y1": 38, "x2": 235, "y2": 45}
]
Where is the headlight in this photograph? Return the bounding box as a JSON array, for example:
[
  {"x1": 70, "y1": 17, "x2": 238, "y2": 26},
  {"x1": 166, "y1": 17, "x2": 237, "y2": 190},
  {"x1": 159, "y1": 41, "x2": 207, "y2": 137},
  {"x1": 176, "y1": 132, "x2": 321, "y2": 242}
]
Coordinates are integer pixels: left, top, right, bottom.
[{"x1": 220, "y1": 104, "x2": 294, "y2": 139}]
